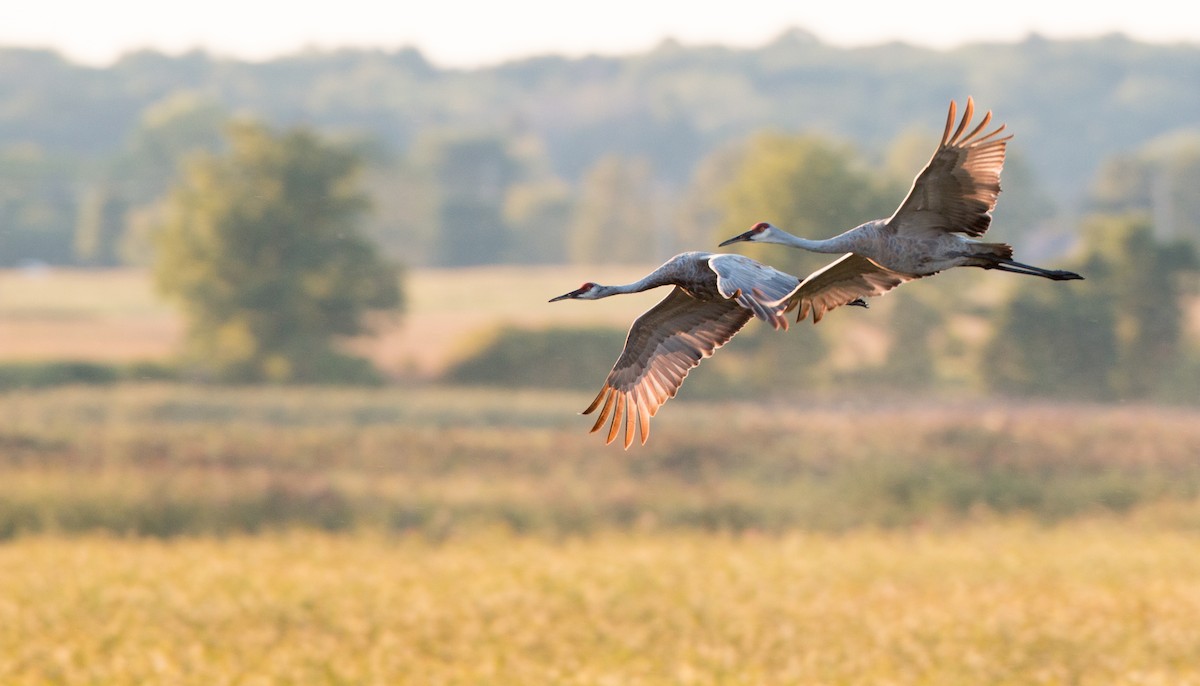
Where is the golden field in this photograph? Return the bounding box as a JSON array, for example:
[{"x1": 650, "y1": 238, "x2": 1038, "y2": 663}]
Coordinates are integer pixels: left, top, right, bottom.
[
  {"x1": 4, "y1": 525, "x2": 1200, "y2": 685},
  {"x1": 2, "y1": 385, "x2": 1200, "y2": 683},
  {"x1": 4, "y1": 267, "x2": 1200, "y2": 683}
]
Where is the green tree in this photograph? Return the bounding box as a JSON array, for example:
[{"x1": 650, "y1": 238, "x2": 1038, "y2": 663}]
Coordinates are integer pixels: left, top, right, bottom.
[
  {"x1": 876, "y1": 293, "x2": 943, "y2": 388},
  {"x1": 154, "y1": 122, "x2": 402, "y2": 383},
  {"x1": 504, "y1": 179, "x2": 574, "y2": 264},
  {"x1": 419, "y1": 134, "x2": 519, "y2": 267},
  {"x1": 1090, "y1": 133, "x2": 1200, "y2": 245},
  {"x1": 118, "y1": 92, "x2": 228, "y2": 203},
  {"x1": 702, "y1": 133, "x2": 898, "y2": 388},
  {"x1": 715, "y1": 132, "x2": 899, "y2": 275},
  {"x1": 676, "y1": 140, "x2": 747, "y2": 253},
  {"x1": 982, "y1": 282, "x2": 1118, "y2": 399},
  {"x1": 73, "y1": 185, "x2": 128, "y2": 266},
  {"x1": 568, "y1": 155, "x2": 663, "y2": 265},
  {"x1": 1080, "y1": 214, "x2": 1197, "y2": 397},
  {"x1": 982, "y1": 214, "x2": 1197, "y2": 400}
]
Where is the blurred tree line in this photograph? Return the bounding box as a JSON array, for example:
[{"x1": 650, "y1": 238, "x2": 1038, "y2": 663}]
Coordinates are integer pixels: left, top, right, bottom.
[
  {"x1": 2, "y1": 33, "x2": 1199, "y2": 399},
  {"x1": 2, "y1": 33, "x2": 1200, "y2": 268}
]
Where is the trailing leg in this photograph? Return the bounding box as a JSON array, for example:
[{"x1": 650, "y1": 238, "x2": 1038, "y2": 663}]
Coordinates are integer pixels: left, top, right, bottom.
[{"x1": 984, "y1": 257, "x2": 1084, "y2": 281}]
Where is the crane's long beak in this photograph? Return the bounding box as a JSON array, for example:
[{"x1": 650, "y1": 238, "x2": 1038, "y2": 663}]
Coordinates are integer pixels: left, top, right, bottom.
[
  {"x1": 718, "y1": 230, "x2": 754, "y2": 247},
  {"x1": 550, "y1": 283, "x2": 594, "y2": 302}
]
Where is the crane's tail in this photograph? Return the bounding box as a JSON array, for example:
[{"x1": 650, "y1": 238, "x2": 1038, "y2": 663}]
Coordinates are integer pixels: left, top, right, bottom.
[{"x1": 970, "y1": 242, "x2": 1014, "y2": 262}]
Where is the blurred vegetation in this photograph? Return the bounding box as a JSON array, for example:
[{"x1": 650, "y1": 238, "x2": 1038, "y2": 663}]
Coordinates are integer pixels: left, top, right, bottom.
[
  {"x1": 448, "y1": 153, "x2": 1198, "y2": 403},
  {"x1": 0, "y1": 360, "x2": 177, "y2": 390},
  {"x1": 6, "y1": 526, "x2": 1200, "y2": 684},
  {"x1": 2, "y1": 35, "x2": 1199, "y2": 396},
  {"x1": 153, "y1": 122, "x2": 403, "y2": 383},
  {"x1": 985, "y1": 215, "x2": 1199, "y2": 400},
  {"x1": 5, "y1": 38, "x2": 1199, "y2": 682},
  {"x1": 2, "y1": 35, "x2": 1200, "y2": 269},
  {"x1": 5, "y1": 524, "x2": 1200, "y2": 684},
  {"x1": 1, "y1": 385, "x2": 1199, "y2": 539},
  {"x1": 443, "y1": 326, "x2": 626, "y2": 390}
]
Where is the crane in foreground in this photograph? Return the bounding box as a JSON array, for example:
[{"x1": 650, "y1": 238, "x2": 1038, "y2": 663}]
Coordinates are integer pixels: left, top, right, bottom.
[
  {"x1": 550, "y1": 251, "x2": 866, "y2": 448},
  {"x1": 719, "y1": 97, "x2": 1082, "y2": 321}
]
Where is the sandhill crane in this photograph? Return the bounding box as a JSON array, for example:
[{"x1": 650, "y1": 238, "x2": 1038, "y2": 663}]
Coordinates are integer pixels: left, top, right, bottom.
[
  {"x1": 550, "y1": 251, "x2": 867, "y2": 448},
  {"x1": 719, "y1": 97, "x2": 1083, "y2": 321}
]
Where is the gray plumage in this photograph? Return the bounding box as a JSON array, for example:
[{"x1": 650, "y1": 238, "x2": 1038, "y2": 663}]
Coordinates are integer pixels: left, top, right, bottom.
[
  {"x1": 549, "y1": 252, "x2": 799, "y2": 449},
  {"x1": 721, "y1": 97, "x2": 1083, "y2": 323}
]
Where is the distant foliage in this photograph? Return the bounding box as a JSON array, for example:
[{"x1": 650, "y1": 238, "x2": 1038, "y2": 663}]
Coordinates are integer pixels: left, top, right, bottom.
[
  {"x1": 154, "y1": 122, "x2": 403, "y2": 383},
  {"x1": 568, "y1": 155, "x2": 665, "y2": 265},
  {"x1": 1083, "y1": 216, "x2": 1198, "y2": 397},
  {"x1": 700, "y1": 132, "x2": 897, "y2": 389},
  {"x1": 420, "y1": 135, "x2": 520, "y2": 267},
  {"x1": 875, "y1": 293, "x2": 943, "y2": 388},
  {"x1": 503, "y1": 179, "x2": 575, "y2": 264},
  {"x1": 443, "y1": 326, "x2": 626, "y2": 390},
  {"x1": 1088, "y1": 132, "x2": 1200, "y2": 246},
  {"x1": 984, "y1": 214, "x2": 1198, "y2": 400},
  {"x1": 0, "y1": 361, "x2": 178, "y2": 390},
  {"x1": 72, "y1": 186, "x2": 129, "y2": 267},
  {"x1": 983, "y1": 284, "x2": 1119, "y2": 399},
  {"x1": 5, "y1": 36, "x2": 1200, "y2": 266},
  {"x1": 714, "y1": 132, "x2": 899, "y2": 274},
  {"x1": 4, "y1": 385, "x2": 1200, "y2": 538}
]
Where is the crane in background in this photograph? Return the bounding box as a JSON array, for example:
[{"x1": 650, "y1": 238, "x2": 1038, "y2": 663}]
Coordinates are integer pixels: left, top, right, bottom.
[{"x1": 720, "y1": 97, "x2": 1082, "y2": 322}]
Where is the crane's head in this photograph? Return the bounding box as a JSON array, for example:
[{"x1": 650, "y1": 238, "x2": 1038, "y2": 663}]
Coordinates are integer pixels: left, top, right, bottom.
[
  {"x1": 718, "y1": 221, "x2": 778, "y2": 247},
  {"x1": 549, "y1": 282, "x2": 605, "y2": 302}
]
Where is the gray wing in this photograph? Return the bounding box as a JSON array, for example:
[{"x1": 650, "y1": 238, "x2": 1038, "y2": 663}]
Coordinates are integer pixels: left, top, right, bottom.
[
  {"x1": 582, "y1": 287, "x2": 751, "y2": 449},
  {"x1": 785, "y1": 253, "x2": 919, "y2": 323},
  {"x1": 707, "y1": 253, "x2": 800, "y2": 331},
  {"x1": 886, "y1": 97, "x2": 1011, "y2": 238}
]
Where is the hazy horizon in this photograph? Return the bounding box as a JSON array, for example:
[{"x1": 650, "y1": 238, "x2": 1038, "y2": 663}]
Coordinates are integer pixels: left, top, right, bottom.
[{"x1": 4, "y1": 0, "x2": 1200, "y2": 69}]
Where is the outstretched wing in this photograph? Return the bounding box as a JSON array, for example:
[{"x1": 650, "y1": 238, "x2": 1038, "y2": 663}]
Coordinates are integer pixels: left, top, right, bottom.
[
  {"x1": 582, "y1": 288, "x2": 751, "y2": 449},
  {"x1": 784, "y1": 253, "x2": 919, "y2": 323},
  {"x1": 887, "y1": 96, "x2": 1011, "y2": 238},
  {"x1": 708, "y1": 253, "x2": 801, "y2": 330}
]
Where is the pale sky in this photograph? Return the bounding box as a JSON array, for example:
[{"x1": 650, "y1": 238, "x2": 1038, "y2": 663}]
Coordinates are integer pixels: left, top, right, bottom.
[{"x1": 5, "y1": 0, "x2": 1200, "y2": 68}]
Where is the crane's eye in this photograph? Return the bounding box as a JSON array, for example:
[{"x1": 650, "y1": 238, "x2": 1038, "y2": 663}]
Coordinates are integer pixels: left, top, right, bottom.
[{"x1": 753, "y1": 222, "x2": 769, "y2": 232}]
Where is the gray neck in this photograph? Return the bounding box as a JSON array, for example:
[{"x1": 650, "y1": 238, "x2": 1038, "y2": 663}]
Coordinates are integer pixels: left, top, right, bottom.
[
  {"x1": 767, "y1": 230, "x2": 857, "y2": 254},
  {"x1": 600, "y1": 274, "x2": 662, "y2": 298}
]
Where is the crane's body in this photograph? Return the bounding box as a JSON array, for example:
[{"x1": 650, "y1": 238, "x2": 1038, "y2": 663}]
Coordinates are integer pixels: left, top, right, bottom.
[
  {"x1": 766, "y1": 219, "x2": 1014, "y2": 276},
  {"x1": 720, "y1": 97, "x2": 1082, "y2": 321}
]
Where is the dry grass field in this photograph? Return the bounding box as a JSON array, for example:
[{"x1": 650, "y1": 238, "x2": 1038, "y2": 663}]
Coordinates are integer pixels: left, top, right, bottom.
[
  {"x1": 5, "y1": 268, "x2": 1200, "y2": 683},
  {"x1": 4, "y1": 526, "x2": 1200, "y2": 684},
  {"x1": 3, "y1": 384, "x2": 1199, "y2": 538}
]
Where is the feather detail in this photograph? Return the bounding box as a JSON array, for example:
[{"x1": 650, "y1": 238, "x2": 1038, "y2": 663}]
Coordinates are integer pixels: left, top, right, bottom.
[{"x1": 888, "y1": 96, "x2": 1013, "y2": 239}]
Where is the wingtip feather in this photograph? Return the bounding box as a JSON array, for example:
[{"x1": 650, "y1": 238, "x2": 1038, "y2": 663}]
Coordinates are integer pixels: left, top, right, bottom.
[
  {"x1": 589, "y1": 389, "x2": 616, "y2": 434},
  {"x1": 582, "y1": 386, "x2": 608, "y2": 415},
  {"x1": 941, "y1": 99, "x2": 957, "y2": 146},
  {"x1": 635, "y1": 388, "x2": 651, "y2": 446},
  {"x1": 623, "y1": 394, "x2": 636, "y2": 450},
  {"x1": 607, "y1": 393, "x2": 626, "y2": 446},
  {"x1": 949, "y1": 97, "x2": 973, "y2": 145}
]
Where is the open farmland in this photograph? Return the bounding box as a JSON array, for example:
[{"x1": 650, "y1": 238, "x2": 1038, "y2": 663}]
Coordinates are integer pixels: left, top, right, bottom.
[
  {"x1": 0, "y1": 266, "x2": 657, "y2": 376},
  {"x1": 2, "y1": 385, "x2": 1200, "y2": 537},
  {"x1": 6, "y1": 268, "x2": 1200, "y2": 683},
  {"x1": 4, "y1": 525, "x2": 1200, "y2": 684}
]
